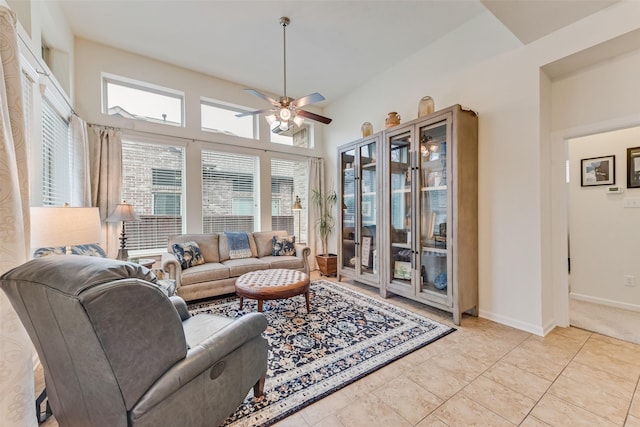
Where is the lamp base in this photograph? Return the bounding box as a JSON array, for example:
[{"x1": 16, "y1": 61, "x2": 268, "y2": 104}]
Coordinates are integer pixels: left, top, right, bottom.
[{"x1": 116, "y1": 248, "x2": 129, "y2": 261}]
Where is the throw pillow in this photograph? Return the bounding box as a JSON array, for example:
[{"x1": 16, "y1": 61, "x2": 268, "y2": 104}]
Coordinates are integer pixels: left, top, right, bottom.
[
  {"x1": 172, "y1": 241, "x2": 206, "y2": 269},
  {"x1": 272, "y1": 235, "x2": 296, "y2": 256}
]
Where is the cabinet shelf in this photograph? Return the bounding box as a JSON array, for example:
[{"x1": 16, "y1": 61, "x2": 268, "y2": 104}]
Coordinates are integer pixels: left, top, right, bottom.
[
  {"x1": 422, "y1": 247, "x2": 447, "y2": 254},
  {"x1": 421, "y1": 185, "x2": 447, "y2": 192},
  {"x1": 392, "y1": 188, "x2": 411, "y2": 194}
]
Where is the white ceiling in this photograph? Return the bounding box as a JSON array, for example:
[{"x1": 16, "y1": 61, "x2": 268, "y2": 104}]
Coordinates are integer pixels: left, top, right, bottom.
[{"x1": 54, "y1": 0, "x2": 619, "y2": 107}]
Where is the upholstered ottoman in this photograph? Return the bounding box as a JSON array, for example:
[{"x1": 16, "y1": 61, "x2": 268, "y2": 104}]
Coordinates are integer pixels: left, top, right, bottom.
[{"x1": 235, "y1": 269, "x2": 310, "y2": 313}]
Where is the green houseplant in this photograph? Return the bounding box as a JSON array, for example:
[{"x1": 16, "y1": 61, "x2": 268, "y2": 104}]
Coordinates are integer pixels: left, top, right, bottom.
[{"x1": 311, "y1": 186, "x2": 338, "y2": 276}]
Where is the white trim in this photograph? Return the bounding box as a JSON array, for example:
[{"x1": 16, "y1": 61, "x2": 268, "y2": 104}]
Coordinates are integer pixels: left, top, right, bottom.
[
  {"x1": 571, "y1": 293, "x2": 640, "y2": 313},
  {"x1": 478, "y1": 310, "x2": 546, "y2": 336}
]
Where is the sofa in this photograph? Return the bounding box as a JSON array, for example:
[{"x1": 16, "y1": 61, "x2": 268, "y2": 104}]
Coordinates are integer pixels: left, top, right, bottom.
[{"x1": 162, "y1": 230, "x2": 310, "y2": 301}]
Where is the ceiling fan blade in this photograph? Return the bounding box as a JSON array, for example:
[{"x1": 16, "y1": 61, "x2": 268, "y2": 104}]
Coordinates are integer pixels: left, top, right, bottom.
[
  {"x1": 235, "y1": 108, "x2": 274, "y2": 118},
  {"x1": 291, "y1": 92, "x2": 325, "y2": 108},
  {"x1": 296, "y1": 109, "x2": 332, "y2": 125},
  {"x1": 245, "y1": 88, "x2": 279, "y2": 106}
]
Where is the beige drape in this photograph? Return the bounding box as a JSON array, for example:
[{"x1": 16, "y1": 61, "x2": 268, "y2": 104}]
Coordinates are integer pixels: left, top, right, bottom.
[
  {"x1": 307, "y1": 157, "x2": 324, "y2": 271},
  {"x1": 89, "y1": 125, "x2": 122, "y2": 258},
  {"x1": 0, "y1": 6, "x2": 37, "y2": 427},
  {"x1": 70, "y1": 115, "x2": 91, "y2": 206}
]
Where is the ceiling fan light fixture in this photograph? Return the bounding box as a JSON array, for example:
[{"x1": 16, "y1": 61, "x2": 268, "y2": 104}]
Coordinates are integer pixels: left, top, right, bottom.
[
  {"x1": 266, "y1": 113, "x2": 277, "y2": 125},
  {"x1": 293, "y1": 115, "x2": 304, "y2": 127},
  {"x1": 239, "y1": 17, "x2": 332, "y2": 132},
  {"x1": 279, "y1": 107, "x2": 291, "y2": 121}
]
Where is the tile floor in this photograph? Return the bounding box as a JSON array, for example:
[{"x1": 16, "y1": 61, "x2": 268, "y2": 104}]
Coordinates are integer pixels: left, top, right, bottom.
[{"x1": 37, "y1": 274, "x2": 640, "y2": 427}]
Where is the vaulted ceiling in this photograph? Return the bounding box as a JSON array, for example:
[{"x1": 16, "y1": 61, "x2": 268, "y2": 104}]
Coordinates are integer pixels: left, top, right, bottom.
[{"x1": 54, "y1": 0, "x2": 619, "y2": 106}]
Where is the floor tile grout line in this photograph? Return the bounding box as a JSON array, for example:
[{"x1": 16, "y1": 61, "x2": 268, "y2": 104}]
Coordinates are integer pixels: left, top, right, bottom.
[
  {"x1": 623, "y1": 375, "x2": 640, "y2": 426},
  {"x1": 525, "y1": 332, "x2": 637, "y2": 426}
]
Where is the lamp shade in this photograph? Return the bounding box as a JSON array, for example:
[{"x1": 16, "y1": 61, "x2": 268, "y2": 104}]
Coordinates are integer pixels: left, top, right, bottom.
[
  {"x1": 30, "y1": 206, "x2": 102, "y2": 249},
  {"x1": 292, "y1": 195, "x2": 303, "y2": 211},
  {"x1": 106, "y1": 202, "x2": 139, "y2": 223}
]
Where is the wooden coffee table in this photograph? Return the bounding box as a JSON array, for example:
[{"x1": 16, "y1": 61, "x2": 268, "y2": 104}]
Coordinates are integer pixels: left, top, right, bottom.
[{"x1": 235, "y1": 269, "x2": 310, "y2": 313}]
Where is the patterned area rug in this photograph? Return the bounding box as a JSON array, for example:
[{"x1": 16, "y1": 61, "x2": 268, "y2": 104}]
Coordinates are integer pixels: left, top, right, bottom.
[{"x1": 188, "y1": 280, "x2": 455, "y2": 427}]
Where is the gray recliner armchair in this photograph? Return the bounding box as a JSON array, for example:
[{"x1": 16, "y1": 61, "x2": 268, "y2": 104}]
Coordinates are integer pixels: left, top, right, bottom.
[{"x1": 0, "y1": 255, "x2": 268, "y2": 427}]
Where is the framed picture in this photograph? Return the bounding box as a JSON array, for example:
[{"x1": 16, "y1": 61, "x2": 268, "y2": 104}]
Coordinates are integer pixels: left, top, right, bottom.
[
  {"x1": 394, "y1": 261, "x2": 411, "y2": 280},
  {"x1": 361, "y1": 200, "x2": 372, "y2": 217},
  {"x1": 581, "y1": 155, "x2": 615, "y2": 187},
  {"x1": 361, "y1": 236, "x2": 372, "y2": 267},
  {"x1": 627, "y1": 147, "x2": 640, "y2": 188},
  {"x1": 428, "y1": 210, "x2": 447, "y2": 240}
]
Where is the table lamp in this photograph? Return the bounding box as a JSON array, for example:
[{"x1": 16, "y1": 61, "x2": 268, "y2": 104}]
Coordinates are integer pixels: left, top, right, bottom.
[
  {"x1": 31, "y1": 204, "x2": 102, "y2": 255},
  {"x1": 106, "y1": 201, "x2": 140, "y2": 260},
  {"x1": 292, "y1": 195, "x2": 303, "y2": 243}
]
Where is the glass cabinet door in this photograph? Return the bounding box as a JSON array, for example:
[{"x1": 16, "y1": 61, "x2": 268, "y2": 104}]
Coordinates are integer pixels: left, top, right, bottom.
[
  {"x1": 389, "y1": 131, "x2": 413, "y2": 287},
  {"x1": 418, "y1": 121, "x2": 449, "y2": 299},
  {"x1": 341, "y1": 149, "x2": 356, "y2": 271},
  {"x1": 360, "y1": 141, "x2": 377, "y2": 275}
]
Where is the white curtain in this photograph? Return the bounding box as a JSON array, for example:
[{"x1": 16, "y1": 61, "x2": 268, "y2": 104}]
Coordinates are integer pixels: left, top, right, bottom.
[
  {"x1": 70, "y1": 114, "x2": 91, "y2": 206},
  {"x1": 307, "y1": 157, "x2": 325, "y2": 270},
  {"x1": 0, "y1": 6, "x2": 37, "y2": 427},
  {"x1": 89, "y1": 125, "x2": 122, "y2": 258}
]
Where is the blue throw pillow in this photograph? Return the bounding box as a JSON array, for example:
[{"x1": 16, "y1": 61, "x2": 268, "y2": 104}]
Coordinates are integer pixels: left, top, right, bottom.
[
  {"x1": 172, "y1": 241, "x2": 205, "y2": 269},
  {"x1": 272, "y1": 235, "x2": 296, "y2": 256}
]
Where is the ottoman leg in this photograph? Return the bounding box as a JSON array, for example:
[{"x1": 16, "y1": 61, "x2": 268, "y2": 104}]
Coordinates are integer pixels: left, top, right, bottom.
[
  {"x1": 257, "y1": 300, "x2": 263, "y2": 312},
  {"x1": 305, "y1": 291, "x2": 310, "y2": 313},
  {"x1": 239, "y1": 296, "x2": 244, "y2": 310}
]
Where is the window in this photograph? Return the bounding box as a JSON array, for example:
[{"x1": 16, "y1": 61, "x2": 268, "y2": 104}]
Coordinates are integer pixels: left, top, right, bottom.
[
  {"x1": 103, "y1": 74, "x2": 184, "y2": 127},
  {"x1": 201, "y1": 99, "x2": 257, "y2": 139},
  {"x1": 271, "y1": 159, "x2": 308, "y2": 241},
  {"x1": 152, "y1": 168, "x2": 182, "y2": 187},
  {"x1": 270, "y1": 123, "x2": 313, "y2": 148},
  {"x1": 154, "y1": 193, "x2": 181, "y2": 215},
  {"x1": 121, "y1": 140, "x2": 184, "y2": 252},
  {"x1": 41, "y1": 98, "x2": 71, "y2": 206},
  {"x1": 202, "y1": 151, "x2": 258, "y2": 233}
]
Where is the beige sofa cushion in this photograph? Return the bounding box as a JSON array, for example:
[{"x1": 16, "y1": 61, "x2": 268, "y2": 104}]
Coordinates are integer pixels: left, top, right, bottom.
[
  {"x1": 253, "y1": 230, "x2": 288, "y2": 258},
  {"x1": 180, "y1": 262, "x2": 229, "y2": 285},
  {"x1": 260, "y1": 255, "x2": 305, "y2": 271},
  {"x1": 222, "y1": 258, "x2": 269, "y2": 277},
  {"x1": 218, "y1": 233, "x2": 258, "y2": 261},
  {"x1": 168, "y1": 234, "x2": 220, "y2": 263}
]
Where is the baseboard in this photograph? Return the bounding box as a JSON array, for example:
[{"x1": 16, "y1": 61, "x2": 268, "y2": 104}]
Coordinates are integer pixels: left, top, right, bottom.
[
  {"x1": 478, "y1": 309, "x2": 546, "y2": 336},
  {"x1": 570, "y1": 293, "x2": 640, "y2": 313}
]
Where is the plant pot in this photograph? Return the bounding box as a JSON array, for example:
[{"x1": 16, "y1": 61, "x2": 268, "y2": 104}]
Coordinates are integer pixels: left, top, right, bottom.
[{"x1": 316, "y1": 254, "x2": 337, "y2": 277}]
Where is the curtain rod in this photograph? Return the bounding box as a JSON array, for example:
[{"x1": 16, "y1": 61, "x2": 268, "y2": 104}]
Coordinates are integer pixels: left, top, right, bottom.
[
  {"x1": 16, "y1": 31, "x2": 77, "y2": 116},
  {"x1": 87, "y1": 122, "x2": 322, "y2": 158}
]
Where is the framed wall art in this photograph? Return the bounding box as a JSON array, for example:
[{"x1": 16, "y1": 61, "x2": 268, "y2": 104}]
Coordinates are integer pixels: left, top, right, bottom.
[
  {"x1": 581, "y1": 155, "x2": 615, "y2": 187},
  {"x1": 627, "y1": 147, "x2": 640, "y2": 188}
]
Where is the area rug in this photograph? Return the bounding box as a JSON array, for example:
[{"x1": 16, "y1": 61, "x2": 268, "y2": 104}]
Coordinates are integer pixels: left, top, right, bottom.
[{"x1": 188, "y1": 280, "x2": 455, "y2": 427}]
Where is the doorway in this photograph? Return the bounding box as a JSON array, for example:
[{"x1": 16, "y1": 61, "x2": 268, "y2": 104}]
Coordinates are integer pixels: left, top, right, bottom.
[{"x1": 565, "y1": 127, "x2": 640, "y2": 344}]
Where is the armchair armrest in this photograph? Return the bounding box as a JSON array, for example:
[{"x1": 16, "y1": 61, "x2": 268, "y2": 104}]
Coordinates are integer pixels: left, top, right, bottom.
[
  {"x1": 131, "y1": 312, "x2": 268, "y2": 415},
  {"x1": 295, "y1": 244, "x2": 311, "y2": 275},
  {"x1": 169, "y1": 296, "x2": 191, "y2": 321},
  {"x1": 161, "y1": 252, "x2": 182, "y2": 288}
]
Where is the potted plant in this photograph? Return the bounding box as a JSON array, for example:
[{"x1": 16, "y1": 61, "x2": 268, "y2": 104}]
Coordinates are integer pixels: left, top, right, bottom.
[{"x1": 311, "y1": 186, "x2": 338, "y2": 276}]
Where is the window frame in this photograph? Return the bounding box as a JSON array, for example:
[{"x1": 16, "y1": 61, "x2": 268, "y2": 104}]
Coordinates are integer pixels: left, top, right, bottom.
[
  {"x1": 102, "y1": 73, "x2": 185, "y2": 127},
  {"x1": 200, "y1": 97, "x2": 259, "y2": 139}
]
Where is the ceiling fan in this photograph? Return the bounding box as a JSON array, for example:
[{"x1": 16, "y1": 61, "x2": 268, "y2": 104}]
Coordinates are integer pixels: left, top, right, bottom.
[{"x1": 237, "y1": 16, "x2": 332, "y2": 134}]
